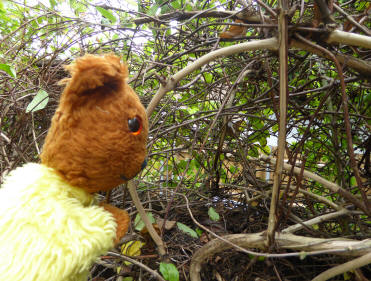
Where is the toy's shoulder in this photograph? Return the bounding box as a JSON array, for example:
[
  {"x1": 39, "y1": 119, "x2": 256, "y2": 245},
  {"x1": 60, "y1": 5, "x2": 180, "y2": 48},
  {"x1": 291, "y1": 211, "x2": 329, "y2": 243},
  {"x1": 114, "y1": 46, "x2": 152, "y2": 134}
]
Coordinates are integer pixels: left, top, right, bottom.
[{"x1": 0, "y1": 163, "x2": 117, "y2": 281}]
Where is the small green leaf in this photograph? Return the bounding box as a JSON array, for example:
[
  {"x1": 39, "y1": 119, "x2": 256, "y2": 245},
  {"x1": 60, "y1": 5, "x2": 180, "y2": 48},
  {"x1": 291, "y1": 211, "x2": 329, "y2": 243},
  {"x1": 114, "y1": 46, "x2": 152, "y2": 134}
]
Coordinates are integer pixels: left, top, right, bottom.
[
  {"x1": 0, "y1": 63, "x2": 16, "y2": 78},
  {"x1": 96, "y1": 6, "x2": 116, "y2": 24},
  {"x1": 204, "y1": 73, "x2": 212, "y2": 83},
  {"x1": 251, "y1": 118, "x2": 264, "y2": 130},
  {"x1": 159, "y1": 262, "x2": 179, "y2": 281},
  {"x1": 260, "y1": 145, "x2": 271, "y2": 155},
  {"x1": 170, "y1": 0, "x2": 182, "y2": 10},
  {"x1": 148, "y1": 4, "x2": 159, "y2": 16},
  {"x1": 185, "y1": 3, "x2": 193, "y2": 11},
  {"x1": 177, "y1": 222, "x2": 198, "y2": 238},
  {"x1": 134, "y1": 212, "x2": 156, "y2": 231},
  {"x1": 160, "y1": 5, "x2": 171, "y2": 14},
  {"x1": 272, "y1": 124, "x2": 278, "y2": 132},
  {"x1": 299, "y1": 251, "x2": 307, "y2": 260},
  {"x1": 350, "y1": 176, "x2": 356, "y2": 187},
  {"x1": 257, "y1": 255, "x2": 265, "y2": 261},
  {"x1": 70, "y1": 0, "x2": 86, "y2": 14},
  {"x1": 343, "y1": 271, "x2": 351, "y2": 280},
  {"x1": 208, "y1": 207, "x2": 220, "y2": 221},
  {"x1": 178, "y1": 159, "x2": 187, "y2": 169},
  {"x1": 49, "y1": 0, "x2": 57, "y2": 8},
  {"x1": 26, "y1": 90, "x2": 49, "y2": 113},
  {"x1": 248, "y1": 146, "x2": 259, "y2": 157},
  {"x1": 195, "y1": 227, "x2": 203, "y2": 236},
  {"x1": 259, "y1": 137, "x2": 267, "y2": 147}
]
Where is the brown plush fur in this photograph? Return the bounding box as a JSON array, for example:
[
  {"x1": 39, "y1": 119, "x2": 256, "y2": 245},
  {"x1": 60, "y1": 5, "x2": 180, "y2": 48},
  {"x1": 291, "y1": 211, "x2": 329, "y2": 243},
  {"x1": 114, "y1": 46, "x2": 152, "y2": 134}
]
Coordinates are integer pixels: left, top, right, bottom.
[
  {"x1": 40, "y1": 54, "x2": 148, "y2": 240},
  {"x1": 101, "y1": 203, "x2": 130, "y2": 243}
]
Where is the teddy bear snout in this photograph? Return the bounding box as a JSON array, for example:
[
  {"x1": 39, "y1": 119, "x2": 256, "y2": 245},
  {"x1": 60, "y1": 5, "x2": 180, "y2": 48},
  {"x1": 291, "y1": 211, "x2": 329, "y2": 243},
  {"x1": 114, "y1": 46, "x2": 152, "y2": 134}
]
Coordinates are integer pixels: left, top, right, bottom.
[
  {"x1": 120, "y1": 158, "x2": 147, "y2": 181},
  {"x1": 141, "y1": 158, "x2": 147, "y2": 170}
]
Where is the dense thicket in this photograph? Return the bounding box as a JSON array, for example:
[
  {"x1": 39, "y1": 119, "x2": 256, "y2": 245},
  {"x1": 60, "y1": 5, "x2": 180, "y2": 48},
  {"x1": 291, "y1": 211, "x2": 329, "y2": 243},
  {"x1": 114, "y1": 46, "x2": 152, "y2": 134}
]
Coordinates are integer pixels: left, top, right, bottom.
[{"x1": 1, "y1": 0, "x2": 370, "y2": 280}]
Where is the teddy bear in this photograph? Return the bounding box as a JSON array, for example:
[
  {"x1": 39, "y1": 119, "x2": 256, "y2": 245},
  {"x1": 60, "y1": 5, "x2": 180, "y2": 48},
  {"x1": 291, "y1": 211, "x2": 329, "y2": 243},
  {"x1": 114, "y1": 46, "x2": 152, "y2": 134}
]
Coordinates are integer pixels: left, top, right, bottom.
[{"x1": 0, "y1": 54, "x2": 148, "y2": 281}]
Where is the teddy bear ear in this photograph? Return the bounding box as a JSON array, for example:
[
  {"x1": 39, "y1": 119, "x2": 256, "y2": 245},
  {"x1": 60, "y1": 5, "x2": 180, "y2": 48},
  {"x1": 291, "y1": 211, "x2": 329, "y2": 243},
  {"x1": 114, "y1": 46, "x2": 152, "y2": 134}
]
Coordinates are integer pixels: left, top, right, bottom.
[{"x1": 58, "y1": 54, "x2": 128, "y2": 96}]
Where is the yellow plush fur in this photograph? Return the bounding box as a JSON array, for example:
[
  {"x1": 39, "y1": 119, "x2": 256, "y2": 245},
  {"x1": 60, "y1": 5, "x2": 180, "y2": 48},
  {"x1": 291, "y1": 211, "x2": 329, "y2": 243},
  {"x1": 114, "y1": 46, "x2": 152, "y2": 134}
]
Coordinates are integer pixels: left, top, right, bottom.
[{"x1": 0, "y1": 163, "x2": 116, "y2": 281}]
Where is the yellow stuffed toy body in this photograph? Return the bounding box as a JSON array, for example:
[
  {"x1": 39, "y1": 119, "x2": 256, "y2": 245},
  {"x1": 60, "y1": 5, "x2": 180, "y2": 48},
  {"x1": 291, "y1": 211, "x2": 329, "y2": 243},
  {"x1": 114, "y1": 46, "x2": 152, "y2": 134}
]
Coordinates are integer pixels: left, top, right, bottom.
[{"x1": 0, "y1": 163, "x2": 116, "y2": 281}]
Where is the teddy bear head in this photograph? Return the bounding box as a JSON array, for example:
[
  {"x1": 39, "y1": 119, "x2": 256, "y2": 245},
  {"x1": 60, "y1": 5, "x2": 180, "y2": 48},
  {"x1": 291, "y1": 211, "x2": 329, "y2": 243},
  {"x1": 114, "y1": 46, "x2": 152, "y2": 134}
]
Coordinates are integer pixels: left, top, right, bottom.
[{"x1": 40, "y1": 54, "x2": 148, "y2": 193}]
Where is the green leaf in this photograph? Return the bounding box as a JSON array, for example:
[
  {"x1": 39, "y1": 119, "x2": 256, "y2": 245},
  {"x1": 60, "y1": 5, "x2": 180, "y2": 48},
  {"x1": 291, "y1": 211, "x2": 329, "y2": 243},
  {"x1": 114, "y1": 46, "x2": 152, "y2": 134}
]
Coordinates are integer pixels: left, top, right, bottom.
[
  {"x1": 178, "y1": 159, "x2": 187, "y2": 169},
  {"x1": 134, "y1": 212, "x2": 156, "y2": 231},
  {"x1": 350, "y1": 176, "x2": 356, "y2": 187},
  {"x1": 159, "y1": 262, "x2": 179, "y2": 281},
  {"x1": 343, "y1": 271, "x2": 351, "y2": 280},
  {"x1": 177, "y1": 222, "x2": 198, "y2": 238},
  {"x1": 96, "y1": 6, "x2": 116, "y2": 24},
  {"x1": 208, "y1": 207, "x2": 220, "y2": 221},
  {"x1": 204, "y1": 72, "x2": 212, "y2": 83},
  {"x1": 257, "y1": 255, "x2": 265, "y2": 261},
  {"x1": 195, "y1": 227, "x2": 203, "y2": 236},
  {"x1": 49, "y1": 0, "x2": 57, "y2": 8},
  {"x1": 26, "y1": 90, "x2": 49, "y2": 113},
  {"x1": 248, "y1": 146, "x2": 259, "y2": 157},
  {"x1": 272, "y1": 124, "x2": 278, "y2": 132},
  {"x1": 69, "y1": 0, "x2": 86, "y2": 14},
  {"x1": 148, "y1": 4, "x2": 159, "y2": 16},
  {"x1": 170, "y1": 0, "x2": 182, "y2": 10},
  {"x1": 259, "y1": 136, "x2": 267, "y2": 147},
  {"x1": 0, "y1": 63, "x2": 16, "y2": 78},
  {"x1": 160, "y1": 5, "x2": 171, "y2": 14},
  {"x1": 251, "y1": 118, "x2": 264, "y2": 130},
  {"x1": 260, "y1": 145, "x2": 271, "y2": 155},
  {"x1": 185, "y1": 3, "x2": 193, "y2": 11}
]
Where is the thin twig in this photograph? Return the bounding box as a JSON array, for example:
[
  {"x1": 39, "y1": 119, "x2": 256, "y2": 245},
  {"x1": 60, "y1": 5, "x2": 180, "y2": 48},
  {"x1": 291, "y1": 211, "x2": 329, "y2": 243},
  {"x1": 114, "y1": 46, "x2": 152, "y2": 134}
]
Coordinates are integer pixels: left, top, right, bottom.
[
  {"x1": 260, "y1": 155, "x2": 370, "y2": 215},
  {"x1": 127, "y1": 181, "x2": 166, "y2": 256},
  {"x1": 295, "y1": 33, "x2": 370, "y2": 214},
  {"x1": 333, "y1": 3, "x2": 371, "y2": 36},
  {"x1": 107, "y1": 251, "x2": 166, "y2": 281}
]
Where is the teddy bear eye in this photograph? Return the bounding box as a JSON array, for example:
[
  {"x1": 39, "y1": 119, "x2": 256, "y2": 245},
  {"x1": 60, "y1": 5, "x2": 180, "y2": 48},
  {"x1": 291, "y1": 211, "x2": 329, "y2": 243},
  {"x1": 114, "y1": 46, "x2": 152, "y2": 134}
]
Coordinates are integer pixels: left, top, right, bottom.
[{"x1": 128, "y1": 116, "x2": 142, "y2": 135}]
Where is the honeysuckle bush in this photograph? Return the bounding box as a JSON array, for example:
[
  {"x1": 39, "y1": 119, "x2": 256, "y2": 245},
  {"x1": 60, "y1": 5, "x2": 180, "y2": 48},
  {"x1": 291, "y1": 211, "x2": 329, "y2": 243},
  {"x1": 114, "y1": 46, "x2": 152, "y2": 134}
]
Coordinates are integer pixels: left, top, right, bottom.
[{"x1": 1, "y1": 0, "x2": 370, "y2": 280}]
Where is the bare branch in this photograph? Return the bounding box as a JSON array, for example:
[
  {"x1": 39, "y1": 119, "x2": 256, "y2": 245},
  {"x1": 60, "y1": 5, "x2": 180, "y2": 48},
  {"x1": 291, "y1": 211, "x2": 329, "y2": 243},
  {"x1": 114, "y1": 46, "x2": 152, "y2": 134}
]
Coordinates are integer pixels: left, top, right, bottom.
[
  {"x1": 127, "y1": 181, "x2": 166, "y2": 256},
  {"x1": 326, "y1": 30, "x2": 371, "y2": 49},
  {"x1": 333, "y1": 3, "x2": 371, "y2": 36},
  {"x1": 282, "y1": 209, "x2": 360, "y2": 234},
  {"x1": 146, "y1": 37, "x2": 278, "y2": 116},
  {"x1": 312, "y1": 252, "x2": 371, "y2": 281},
  {"x1": 267, "y1": 0, "x2": 288, "y2": 248}
]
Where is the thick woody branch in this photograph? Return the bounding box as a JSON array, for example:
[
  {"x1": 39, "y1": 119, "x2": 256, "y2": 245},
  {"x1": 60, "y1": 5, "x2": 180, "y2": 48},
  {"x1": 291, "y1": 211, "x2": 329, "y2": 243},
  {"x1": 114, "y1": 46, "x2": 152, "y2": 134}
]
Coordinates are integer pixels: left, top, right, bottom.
[
  {"x1": 291, "y1": 39, "x2": 371, "y2": 77},
  {"x1": 312, "y1": 252, "x2": 371, "y2": 281},
  {"x1": 146, "y1": 37, "x2": 278, "y2": 116},
  {"x1": 282, "y1": 209, "x2": 361, "y2": 234},
  {"x1": 326, "y1": 30, "x2": 371, "y2": 49},
  {"x1": 333, "y1": 4, "x2": 371, "y2": 36},
  {"x1": 190, "y1": 232, "x2": 371, "y2": 281}
]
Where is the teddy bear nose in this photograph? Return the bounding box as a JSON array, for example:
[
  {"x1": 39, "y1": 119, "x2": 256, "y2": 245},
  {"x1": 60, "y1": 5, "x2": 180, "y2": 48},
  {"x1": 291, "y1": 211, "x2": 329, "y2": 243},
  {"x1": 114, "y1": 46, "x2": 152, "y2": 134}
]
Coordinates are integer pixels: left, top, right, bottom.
[{"x1": 141, "y1": 158, "x2": 147, "y2": 170}]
